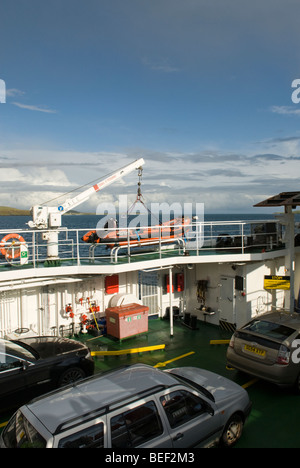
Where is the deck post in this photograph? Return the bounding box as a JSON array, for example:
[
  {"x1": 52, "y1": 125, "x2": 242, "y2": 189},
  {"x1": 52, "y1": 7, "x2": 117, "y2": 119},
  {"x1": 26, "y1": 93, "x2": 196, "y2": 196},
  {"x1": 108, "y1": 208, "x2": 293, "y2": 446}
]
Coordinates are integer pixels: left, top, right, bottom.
[
  {"x1": 169, "y1": 266, "x2": 173, "y2": 337},
  {"x1": 285, "y1": 206, "x2": 295, "y2": 313}
]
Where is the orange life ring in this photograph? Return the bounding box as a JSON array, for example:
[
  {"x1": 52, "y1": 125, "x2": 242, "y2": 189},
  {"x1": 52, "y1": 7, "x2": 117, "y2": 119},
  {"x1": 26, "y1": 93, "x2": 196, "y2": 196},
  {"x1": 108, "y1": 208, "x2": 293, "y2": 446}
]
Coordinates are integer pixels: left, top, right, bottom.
[{"x1": 0, "y1": 233, "x2": 26, "y2": 259}]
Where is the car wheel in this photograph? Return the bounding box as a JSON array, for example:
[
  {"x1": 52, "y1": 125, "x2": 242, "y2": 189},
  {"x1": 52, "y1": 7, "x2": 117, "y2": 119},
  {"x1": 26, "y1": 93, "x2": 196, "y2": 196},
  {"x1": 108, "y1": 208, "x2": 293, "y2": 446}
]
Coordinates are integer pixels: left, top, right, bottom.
[
  {"x1": 220, "y1": 413, "x2": 244, "y2": 447},
  {"x1": 58, "y1": 367, "x2": 86, "y2": 387}
]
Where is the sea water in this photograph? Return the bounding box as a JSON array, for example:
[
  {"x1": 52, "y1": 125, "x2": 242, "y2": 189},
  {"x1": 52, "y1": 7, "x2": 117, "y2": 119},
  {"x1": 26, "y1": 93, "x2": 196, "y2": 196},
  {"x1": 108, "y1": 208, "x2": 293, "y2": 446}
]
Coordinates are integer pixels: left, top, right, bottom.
[{"x1": 0, "y1": 212, "x2": 278, "y2": 232}]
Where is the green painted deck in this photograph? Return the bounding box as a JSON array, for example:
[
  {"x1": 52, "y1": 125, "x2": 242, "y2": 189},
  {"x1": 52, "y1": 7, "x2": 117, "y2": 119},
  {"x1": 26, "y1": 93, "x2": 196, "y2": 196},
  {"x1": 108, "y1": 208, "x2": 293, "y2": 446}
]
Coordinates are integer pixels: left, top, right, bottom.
[
  {"x1": 1, "y1": 318, "x2": 300, "y2": 448},
  {"x1": 81, "y1": 318, "x2": 300, "y2": 449}
]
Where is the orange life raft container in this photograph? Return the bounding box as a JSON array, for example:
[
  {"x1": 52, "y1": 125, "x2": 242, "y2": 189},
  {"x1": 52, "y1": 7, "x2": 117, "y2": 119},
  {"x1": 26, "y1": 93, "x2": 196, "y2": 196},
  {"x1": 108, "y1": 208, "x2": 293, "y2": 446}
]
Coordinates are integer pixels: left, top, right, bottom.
[{"x1": 82, "y1": 217, "x2": 191, "y2": 248}]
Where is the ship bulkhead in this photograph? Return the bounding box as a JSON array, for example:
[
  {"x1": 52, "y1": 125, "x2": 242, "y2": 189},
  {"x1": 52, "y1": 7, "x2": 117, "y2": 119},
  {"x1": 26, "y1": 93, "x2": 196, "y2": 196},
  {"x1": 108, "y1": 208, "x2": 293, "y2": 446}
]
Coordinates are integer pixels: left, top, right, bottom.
[{"x1": 0, "y1": 247, "x2": 299, "y2": 339}]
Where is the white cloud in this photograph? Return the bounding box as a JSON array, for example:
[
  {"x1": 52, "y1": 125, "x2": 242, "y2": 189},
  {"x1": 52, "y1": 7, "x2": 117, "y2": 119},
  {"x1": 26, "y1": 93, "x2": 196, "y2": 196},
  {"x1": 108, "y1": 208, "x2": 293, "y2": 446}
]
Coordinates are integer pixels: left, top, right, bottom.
[
  {"x1": 142, "y1": 57, "x2": 180, "y2": 73},
  {"x1": 270, "y1": 105, "x2": 300, "y2": 116},
  {"x1": 12, "y1": 102, "x2": 57, "y2": 113},
  {"x1": 0, "y1": 164, "x2": 75, "y2": 209},
  {"x1": 0, "y1": 168, "x2": 25, "y2": 183},
  {"x1": 30, "y1": 167, "x2": 73, "y2": 187},
  {"x1": 0, "y1": 143, "x2": 298, "y2": 213},
  {"x1": 6, "y1": 88, "x2": 25, "y2": 97}
]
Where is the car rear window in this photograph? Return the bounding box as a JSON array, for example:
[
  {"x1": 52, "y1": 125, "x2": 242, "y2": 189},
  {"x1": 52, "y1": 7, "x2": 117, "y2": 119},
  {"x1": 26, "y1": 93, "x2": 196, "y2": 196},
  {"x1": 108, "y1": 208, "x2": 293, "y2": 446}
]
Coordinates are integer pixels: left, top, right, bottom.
[
  {"x1": 2, "y1": 411, "x2": 46, "y2": 448},
  {"x1": 242, "y1": 320, "x2": 294, "y2": 341},
  {"x1": 0, "y1": 340, "x2": 36, "y2": 361}
]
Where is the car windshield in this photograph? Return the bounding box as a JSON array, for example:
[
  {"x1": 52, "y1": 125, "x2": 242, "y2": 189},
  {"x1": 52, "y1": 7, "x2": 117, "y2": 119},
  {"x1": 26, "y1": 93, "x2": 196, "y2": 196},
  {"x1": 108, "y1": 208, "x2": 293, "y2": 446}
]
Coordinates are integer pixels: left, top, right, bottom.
[
  {"x1": 169, "y1": 373, "x2": 215, "y2": 402},
  {"x1": 0, "y1": 340, "x2": 36, "y2": 361},
  {"x1": 242, "y1": 320, "x2": 294, "y2": 341},
  {"x1": 2, "y1": 410, "x2": 46, "y2": 448}
]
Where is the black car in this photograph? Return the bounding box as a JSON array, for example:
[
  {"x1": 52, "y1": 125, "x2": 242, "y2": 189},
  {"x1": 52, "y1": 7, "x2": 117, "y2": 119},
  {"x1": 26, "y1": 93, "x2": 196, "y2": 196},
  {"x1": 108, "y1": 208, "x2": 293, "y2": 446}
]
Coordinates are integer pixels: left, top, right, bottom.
[{"x1": 0, "y1": 336, "x2": 94, "y2": 412}]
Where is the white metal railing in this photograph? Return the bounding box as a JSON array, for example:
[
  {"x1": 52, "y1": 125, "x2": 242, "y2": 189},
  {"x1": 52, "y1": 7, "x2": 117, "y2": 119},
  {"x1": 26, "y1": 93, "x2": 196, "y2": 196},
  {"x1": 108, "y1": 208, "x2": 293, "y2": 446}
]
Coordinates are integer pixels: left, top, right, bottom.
[{"x1": 0, "y1": 219, "x2": 284, "y2": 269}]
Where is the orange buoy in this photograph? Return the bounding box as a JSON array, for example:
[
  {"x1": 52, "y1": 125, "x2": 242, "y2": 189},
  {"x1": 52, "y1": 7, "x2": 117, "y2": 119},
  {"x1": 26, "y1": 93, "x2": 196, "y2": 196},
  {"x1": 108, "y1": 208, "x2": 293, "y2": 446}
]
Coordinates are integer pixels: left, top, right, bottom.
[{"x1": 0, "y1": 233, "x2": 26, "y2": 259}]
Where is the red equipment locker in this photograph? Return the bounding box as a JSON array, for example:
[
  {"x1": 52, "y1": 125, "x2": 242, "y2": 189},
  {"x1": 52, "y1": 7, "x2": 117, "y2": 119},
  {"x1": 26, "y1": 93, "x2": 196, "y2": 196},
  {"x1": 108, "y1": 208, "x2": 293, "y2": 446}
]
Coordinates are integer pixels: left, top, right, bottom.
[
  {"x1": 176, "y1": 273, "x2": 184, "y2": 292},
  {"x1": 105, "y1": 303, "x2": 149, "y2": 339},
  {"x1": 165, "y1": 274, "x2": 174, "y2": 293},
  {"x1": 105, "y1": 275, "x2": 119, "y2": 294}
]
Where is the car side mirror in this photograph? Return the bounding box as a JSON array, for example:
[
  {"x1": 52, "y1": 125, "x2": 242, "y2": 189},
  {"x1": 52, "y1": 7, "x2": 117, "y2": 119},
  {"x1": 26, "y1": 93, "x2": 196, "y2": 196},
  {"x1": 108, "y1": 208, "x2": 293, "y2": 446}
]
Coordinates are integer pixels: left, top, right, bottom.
[
  {"x1": 22, "y1": 361, "x2": 29, "y2": 371},
  {"x1": 204, "y1": 402, "x2": 214, "y2": 416}
]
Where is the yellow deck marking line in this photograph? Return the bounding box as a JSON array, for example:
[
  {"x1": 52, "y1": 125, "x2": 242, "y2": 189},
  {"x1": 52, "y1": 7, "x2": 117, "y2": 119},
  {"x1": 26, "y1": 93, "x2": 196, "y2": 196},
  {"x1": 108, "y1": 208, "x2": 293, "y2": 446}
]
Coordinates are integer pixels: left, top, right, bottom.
[
  {"x1": 91, "y1": 344, "x2": 165, "y2": 356},
  {"x1": 242, "y1": 378, "x2": 259, "y2": 389},
  {"x1": 210, "y1": 340, "x2": 230, "y2": 345},
  {"x1": 0, "y1": 421, "x2": 7, "y2": 429},
  {"x1": 154, "y1": 351, "x2": 195, "y2": 368}
]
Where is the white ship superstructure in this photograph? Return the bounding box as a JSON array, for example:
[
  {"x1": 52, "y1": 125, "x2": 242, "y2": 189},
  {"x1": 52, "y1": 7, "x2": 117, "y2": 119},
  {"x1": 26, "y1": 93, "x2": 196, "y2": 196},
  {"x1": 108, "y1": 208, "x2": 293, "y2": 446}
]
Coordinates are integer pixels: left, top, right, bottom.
[{"x1": 0, "y1": 161, "x2": 299, "y2": 340}]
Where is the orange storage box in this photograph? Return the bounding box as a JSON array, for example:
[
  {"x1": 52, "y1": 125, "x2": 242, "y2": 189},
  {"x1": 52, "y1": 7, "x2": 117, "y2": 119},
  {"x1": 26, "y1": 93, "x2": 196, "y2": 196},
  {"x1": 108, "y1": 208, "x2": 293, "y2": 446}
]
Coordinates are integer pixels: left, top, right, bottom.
[{"x1": 105, "y1": 303, "x2": 149, "y2": 339}]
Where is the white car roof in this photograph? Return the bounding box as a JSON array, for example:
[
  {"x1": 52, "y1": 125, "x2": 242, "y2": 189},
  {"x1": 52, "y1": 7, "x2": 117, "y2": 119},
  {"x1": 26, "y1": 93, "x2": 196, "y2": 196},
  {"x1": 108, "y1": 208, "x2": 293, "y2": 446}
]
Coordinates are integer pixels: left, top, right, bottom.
[{"x1": 25, "y1": 364, "x2": 178, "y2": 434}]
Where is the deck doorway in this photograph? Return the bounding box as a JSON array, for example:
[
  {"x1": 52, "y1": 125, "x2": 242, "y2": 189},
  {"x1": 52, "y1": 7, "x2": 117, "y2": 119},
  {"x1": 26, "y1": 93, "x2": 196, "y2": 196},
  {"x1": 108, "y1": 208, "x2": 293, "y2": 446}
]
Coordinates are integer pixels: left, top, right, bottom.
[
  {"x1": 138, "y1": 271, "x2": 159, "y2": 317},
  {"x1": 219, "y1": 276, "x2": 236, "y2": 332}
]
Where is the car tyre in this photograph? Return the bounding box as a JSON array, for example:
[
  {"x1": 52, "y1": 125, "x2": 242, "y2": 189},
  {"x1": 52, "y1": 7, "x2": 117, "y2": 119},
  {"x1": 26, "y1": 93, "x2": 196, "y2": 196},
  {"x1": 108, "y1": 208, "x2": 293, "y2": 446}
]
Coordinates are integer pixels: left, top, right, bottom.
[
  {"x1": 220, "y1": 413, "x2": 244, "y2": 447},
  {"x1": 58, "y1": 367, "x2": 86, "y2": 387}
]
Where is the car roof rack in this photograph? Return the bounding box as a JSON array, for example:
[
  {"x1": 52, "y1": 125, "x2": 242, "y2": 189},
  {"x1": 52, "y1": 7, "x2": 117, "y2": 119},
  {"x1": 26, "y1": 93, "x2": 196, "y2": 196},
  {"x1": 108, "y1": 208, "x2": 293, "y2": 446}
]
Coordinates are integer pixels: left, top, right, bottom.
[
  {"x1": 28, "y1": 364, "x2": 135, "y2": 405},
  {"x1": 54, "y1": 383, "x2": 173, "y2": 435}
]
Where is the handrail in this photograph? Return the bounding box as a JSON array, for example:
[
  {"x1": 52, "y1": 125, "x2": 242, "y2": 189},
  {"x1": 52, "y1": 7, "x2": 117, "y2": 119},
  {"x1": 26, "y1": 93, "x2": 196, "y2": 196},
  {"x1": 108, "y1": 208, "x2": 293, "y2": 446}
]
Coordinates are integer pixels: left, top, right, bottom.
[{"x1": 0, "y1": 219, "x2": 285, "y2": 269}]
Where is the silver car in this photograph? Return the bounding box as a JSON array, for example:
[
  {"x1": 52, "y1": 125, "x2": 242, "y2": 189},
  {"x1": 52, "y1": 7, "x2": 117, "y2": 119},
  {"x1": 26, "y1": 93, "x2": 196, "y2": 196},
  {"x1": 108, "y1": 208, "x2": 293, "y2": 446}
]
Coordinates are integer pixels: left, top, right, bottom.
[
  {"x1": 227, "y1": 310, "x2": 300, "y2": 391},
  {"x1": 0, "y1": 364, "x2": 251, "y2": 448}
]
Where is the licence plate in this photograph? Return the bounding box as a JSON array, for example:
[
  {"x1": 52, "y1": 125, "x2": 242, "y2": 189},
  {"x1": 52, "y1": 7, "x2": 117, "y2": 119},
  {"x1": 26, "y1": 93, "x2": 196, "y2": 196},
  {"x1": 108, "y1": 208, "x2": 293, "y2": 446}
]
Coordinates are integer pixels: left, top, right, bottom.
[{"x1": 244, "y1": 344, "x2": 266, "y2": 357}]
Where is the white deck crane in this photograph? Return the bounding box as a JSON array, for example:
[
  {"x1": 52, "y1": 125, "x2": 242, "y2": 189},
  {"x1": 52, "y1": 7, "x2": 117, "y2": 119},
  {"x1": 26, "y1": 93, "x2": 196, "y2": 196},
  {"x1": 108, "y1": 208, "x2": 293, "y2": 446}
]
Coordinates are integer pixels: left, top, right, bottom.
[{"x1": 28, "y1": 158, "x2": 145, "y2": 260}]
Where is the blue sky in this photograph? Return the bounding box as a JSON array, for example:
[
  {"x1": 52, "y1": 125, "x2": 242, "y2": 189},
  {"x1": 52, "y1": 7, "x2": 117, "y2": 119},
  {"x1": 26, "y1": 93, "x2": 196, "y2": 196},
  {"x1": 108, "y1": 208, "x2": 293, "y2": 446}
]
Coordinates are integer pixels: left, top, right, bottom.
[{"x1": 1, "y1": 0, "x2": 300, "y2": 214}]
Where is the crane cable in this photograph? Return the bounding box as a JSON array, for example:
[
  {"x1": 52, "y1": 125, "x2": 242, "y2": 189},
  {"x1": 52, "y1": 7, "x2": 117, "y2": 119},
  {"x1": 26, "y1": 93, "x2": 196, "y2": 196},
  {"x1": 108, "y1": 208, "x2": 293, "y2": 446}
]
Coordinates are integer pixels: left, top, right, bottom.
[
  {"x1": 126, "y1": 167, "x2": 162, "y2": 225},
  {"x1": 40, "y1": 162, "x2": 140, "y2": 207}
]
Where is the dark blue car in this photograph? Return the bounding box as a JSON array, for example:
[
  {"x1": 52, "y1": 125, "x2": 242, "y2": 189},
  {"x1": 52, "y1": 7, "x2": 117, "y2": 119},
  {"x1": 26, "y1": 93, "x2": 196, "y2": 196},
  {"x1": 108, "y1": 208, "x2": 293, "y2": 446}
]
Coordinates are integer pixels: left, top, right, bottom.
[{"x1": 0, "y1": 336, "x2": 94, "y2": 412}]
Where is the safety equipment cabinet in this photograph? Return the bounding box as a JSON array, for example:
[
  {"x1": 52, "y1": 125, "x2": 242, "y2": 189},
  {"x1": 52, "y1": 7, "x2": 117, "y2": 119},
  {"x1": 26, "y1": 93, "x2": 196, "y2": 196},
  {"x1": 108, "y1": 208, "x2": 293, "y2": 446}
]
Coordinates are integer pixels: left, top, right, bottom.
[{"x1": 106, "y1": 303, "x2": 149, "y2": 339}]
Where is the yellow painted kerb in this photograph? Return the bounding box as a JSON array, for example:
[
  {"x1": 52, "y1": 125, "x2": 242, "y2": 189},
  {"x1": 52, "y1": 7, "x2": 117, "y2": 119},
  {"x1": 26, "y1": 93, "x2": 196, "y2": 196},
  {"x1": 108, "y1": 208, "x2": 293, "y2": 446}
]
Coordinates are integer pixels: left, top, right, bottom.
[
  {"x1": 210, "y1": 339, "x2": 230, "y2": 345},
  {"x1": 91, "y1": 344, "x2": 165, "y2": 356},
  {"x1": 154, "y1": 351, "x2": 195, "y2": 368}
]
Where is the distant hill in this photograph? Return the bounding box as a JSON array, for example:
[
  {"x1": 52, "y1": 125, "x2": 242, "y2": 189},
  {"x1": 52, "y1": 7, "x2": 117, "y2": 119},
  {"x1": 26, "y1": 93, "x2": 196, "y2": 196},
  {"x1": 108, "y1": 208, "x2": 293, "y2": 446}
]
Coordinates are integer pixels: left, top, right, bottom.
[
  {"x1": 0, "y1": 206, "x2": 95, "y2": 216},
  {"x1": 0, "y1": 206, "x2": 31, "y2": 216}
]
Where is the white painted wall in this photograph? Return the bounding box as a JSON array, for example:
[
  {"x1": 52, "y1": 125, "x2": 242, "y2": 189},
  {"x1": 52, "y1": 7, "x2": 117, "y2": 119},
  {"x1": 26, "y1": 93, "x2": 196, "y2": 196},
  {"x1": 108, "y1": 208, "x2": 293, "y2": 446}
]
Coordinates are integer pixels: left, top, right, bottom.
[
  {"x1": 184, "y1": 255, "x2": 291, "y2": 329},
  {"x1": 0, "y1": 249, "x2": 298, "y2": 338},
  {"x1": 0, "y1": 271, "x2": 142, "y2": 338}
]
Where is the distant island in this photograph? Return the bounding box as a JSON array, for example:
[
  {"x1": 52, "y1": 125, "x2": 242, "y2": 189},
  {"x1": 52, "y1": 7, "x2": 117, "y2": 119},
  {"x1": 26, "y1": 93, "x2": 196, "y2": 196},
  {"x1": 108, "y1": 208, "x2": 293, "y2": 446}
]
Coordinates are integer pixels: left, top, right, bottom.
[
  {"x1": 0, "y1": 206, "x2": 95, "y2": 216},
  {"x1": 0, "y1": 206, "x2": 31, "y2": 216}
]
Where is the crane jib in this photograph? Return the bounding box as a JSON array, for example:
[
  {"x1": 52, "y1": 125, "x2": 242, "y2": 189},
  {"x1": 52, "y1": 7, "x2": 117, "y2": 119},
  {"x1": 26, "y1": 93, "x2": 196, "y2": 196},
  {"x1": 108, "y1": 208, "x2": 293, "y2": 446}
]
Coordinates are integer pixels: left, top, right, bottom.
[
  {"x1": 28, "y1": 159, "x2": 144, "y2": 230},
  {"x1": 93, "y1": 173, "x2": 120, "y2": 192}
]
